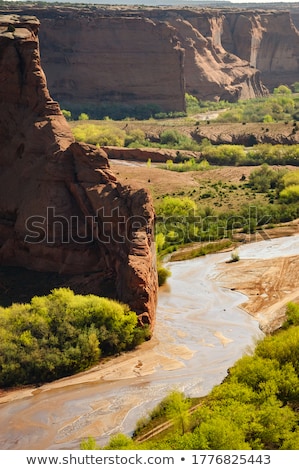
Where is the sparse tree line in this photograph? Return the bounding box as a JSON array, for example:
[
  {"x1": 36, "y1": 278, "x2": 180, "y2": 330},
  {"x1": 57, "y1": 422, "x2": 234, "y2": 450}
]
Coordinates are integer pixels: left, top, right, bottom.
[
  {"x1": 68, "y1": 121, "x2": 299, "y2": 164},
  {"x1": 0, "y1": 288, "x2": 149, "y2": 388},
  {"x1": 62, "y1": 84, "x2": 299, "y2": 123}
]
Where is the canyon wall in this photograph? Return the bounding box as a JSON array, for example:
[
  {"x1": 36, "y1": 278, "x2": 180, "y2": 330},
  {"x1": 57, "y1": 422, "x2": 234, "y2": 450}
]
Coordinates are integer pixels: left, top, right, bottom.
[
  {"x1": 1, "y1": 5, "x2": 298, "y2": 110},
  {"x1": 0, "y1": 5, "x2": 270, "y2": 112},
  {"x1": 222, "y1": 9, "x2": 299, "y2": 91},
  {"x1": 37, "y1": 11, "x2": 186, "y2": 116},
  {"x1": 0, "y1": 14, "x2": 158, "y2": 327},
  {"x1": 144, "y1": 7, "x2": 299, "y2": 95}
]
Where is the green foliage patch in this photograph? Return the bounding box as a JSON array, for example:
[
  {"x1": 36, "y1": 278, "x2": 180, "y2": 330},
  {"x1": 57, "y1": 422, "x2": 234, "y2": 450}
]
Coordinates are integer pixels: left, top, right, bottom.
[{"x1": 0, "y1": 288, "x2": 149, "y2": 388}]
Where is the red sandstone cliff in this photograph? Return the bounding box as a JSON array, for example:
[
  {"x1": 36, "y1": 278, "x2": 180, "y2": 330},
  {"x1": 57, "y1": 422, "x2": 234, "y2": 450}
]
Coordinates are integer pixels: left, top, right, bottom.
[
  {"x1": 1, "y1": 6, "x2": 298, "y2": 111},
  {"x1": 0, "y1": 14, "x2": 158, "y2": 327},
  {"x1": 0, "y1": 5, "x2": 268, "y2": 112},
  {"x1": 145, "y1": 8, "x2": 267, "y2": 101},
  {"x1": 36, "y1": 13, "x2": 185, "y2": 116},
  {"x1": 222, "y1": 9, "x2": 299, "y2": 91}
]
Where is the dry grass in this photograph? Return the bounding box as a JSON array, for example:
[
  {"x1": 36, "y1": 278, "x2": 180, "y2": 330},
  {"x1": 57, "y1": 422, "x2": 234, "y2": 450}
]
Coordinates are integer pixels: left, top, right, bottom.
[{"x1": 110, "y1": 161, "x2": 269, "y2": 212}]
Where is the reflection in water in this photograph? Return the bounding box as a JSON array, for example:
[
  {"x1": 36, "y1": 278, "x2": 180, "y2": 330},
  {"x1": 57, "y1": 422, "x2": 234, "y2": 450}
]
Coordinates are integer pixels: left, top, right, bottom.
[{"x1": 0, "y1": 235, "x2": 298, "y2": 449}]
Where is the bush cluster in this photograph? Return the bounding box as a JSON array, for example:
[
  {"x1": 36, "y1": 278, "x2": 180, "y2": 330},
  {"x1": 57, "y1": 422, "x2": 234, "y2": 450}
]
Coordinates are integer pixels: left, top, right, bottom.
[{"x1": 0, "y1": 288, "x2": 149, "y2": 388}]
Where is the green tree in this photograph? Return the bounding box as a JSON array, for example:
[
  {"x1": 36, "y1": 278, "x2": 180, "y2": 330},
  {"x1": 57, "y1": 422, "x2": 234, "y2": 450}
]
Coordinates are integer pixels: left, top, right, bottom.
[
  {"x1": 283, "y1": 302, "x2": 299, "y2": 327},
  {"x1": 194, "y1": 416, "x2": 250, "y2": 450},
  {"x1": 0, "y1": 288, "x2": 148, "y2": 388},
  {"x1": 273, "y1": 85, "x2": 292, "y2": 95},
  {"x1": 165, "y1": 391, "x2": 191, "y2": 435},
  {"x1": 248, "y1": 164, "x2": 284, "y2": 193},
  {"x1": 80, "y1": 437, "x2": 100, "y2": 450},
  {"x1": 185, "y1": 93, "x2": 200, "y2": 114},
  {"x1": 61, "y1": 109, "x2": 72, "y2": 121},
  {"x1": 280, "y1": 185, "x2": 299, "y2": 203},
  {"x1": 78, "y1": 112, "x2": 89, "y2": 121},
  {"x1": 156, "y1": 196, "x2": 196, "y2": 217}
]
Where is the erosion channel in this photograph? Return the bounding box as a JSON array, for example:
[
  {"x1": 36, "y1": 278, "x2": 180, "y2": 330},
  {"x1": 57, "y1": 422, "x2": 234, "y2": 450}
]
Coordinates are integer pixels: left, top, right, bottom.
[{"x1": 0, "y1": 234, "x2": 299, "y2": 450}]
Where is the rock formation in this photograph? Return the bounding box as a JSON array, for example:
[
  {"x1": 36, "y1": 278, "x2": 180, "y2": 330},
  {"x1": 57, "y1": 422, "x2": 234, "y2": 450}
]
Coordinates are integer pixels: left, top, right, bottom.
[
  {"x1": 0, "y1": 14, "x2": 158, "y2": 327},
  {"x1": 2, "y1": 5, "x2": 299, "y2": 109},
  {"x1": 221, "y1": 9, "x2": 299, "y2": 92},
  {"x1": 146, "y1": 7, "x2": 268, "y2": 102},
  {"x1": 0, "y1": 5, "x2": 269, "y2": 113}
]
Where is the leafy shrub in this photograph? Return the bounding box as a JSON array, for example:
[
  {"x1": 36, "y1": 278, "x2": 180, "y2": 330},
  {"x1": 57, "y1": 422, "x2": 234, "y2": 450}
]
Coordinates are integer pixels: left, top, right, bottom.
[
  {"x1": 0, "y1": 289, "x2": 148, "y2": 388},
  {"x1": 157, "y1": 263, "x2": 172, "y2": 287},
  {"x1": 248, "y1": 164, "x2": 285, "y2": 193},
  {"x1": 124, "y1": 128, "x2": 146, "y2": 147},
  {"x1": 230, "y1": 250, "x2": 240, "y2": 262},
  {"x1": 156, "y1": 196, "x2": 196, "y2": 218},
  {"x1": 160, "y1": 129, "x2": 181, "y2": 146},
  {"x1": 201, "y1": 144, "x2": 246, "y2": 165},
  {"x1": 283, "y1": 302, "x2": 299, "y2": 328},
  {"x1": 162, "y1": 158, "x2": 211, "y2": 172},
  {"x1": 61, "y1": 109, "x2": 72, "y2": 121},
  {"x1": 282, "y1": 169, "x2": 299, "y2": 187},
  {"x1": 72, "y1": 123, "x2": 126, "y2": 146},
  {"x1": 78, "y1": 113, "x2": 89, "y2": 121},
  {"x1": 273, "y1": 85, "x2": 292, "y2": 95},
  {"x1": 280, "y1": 185, "x2": 299, "y2": 203}
]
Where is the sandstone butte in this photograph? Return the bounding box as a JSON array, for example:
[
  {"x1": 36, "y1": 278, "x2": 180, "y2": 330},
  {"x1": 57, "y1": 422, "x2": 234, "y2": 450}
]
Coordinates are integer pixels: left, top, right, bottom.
[
  {"x1": 1, "y1": 5, "x2": 299, "y2": 114},
  {"x1": 0, "y1": 15, "x2": 158, "y2": 328}
]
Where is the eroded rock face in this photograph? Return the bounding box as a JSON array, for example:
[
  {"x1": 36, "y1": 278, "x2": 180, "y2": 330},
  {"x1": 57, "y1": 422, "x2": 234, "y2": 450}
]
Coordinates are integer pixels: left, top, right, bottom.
[
  {"x1": 44, "y1": 15, "x2": 186, "y2": 115},
  {"x1": 146, "y1": 8, "x2": 268, "y2": 101},
  {"x1": 222, "y1": 9, "x2": 299, "y2": 91},
  {"x1": 2, "y1": 6, "x2": 299, "y2": 106},
  {"x1": 0, "y1": 5, "x2": 269, "y2": 110},
  {"x1": 0, "y1": 15, "x2": 158, "y2": 327}
]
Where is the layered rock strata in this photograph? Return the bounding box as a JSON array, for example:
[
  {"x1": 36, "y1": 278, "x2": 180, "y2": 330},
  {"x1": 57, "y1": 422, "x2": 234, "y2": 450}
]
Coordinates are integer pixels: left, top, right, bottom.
[
  {"x1": 0, "y1": 15, "x2": 158, "y2": 327},
  {"x1": 2, "y1": 6, "x2": 299, "y2": 106},
  {"x1": 0, "y1": 5, "x2": 270, "y2": 111}
]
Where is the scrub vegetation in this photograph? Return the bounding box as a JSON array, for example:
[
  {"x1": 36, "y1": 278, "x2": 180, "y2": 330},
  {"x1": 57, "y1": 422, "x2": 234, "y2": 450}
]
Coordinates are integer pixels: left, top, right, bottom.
[{"x1": 0, "y1": 288, "x2": 149, "y2": 388}]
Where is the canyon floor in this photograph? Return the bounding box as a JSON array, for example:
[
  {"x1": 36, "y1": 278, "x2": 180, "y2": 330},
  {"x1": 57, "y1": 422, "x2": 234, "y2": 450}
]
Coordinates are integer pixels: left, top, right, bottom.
[
  {"x1": 0, "y1": 161, "x2": 298, "y2": 449},
  {"x1": 1, "y1": 163, "x2": 299, "y2": 405}
]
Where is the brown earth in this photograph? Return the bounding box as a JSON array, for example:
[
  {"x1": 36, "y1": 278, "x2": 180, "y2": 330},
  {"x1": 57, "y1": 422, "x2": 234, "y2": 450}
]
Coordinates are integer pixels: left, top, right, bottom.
[
  {"x1": 215, "y1": 238, "x2": 299, "y2": 334},
  {"x1": 109, "y1": 160, "x2": 288, "y2": 206}
]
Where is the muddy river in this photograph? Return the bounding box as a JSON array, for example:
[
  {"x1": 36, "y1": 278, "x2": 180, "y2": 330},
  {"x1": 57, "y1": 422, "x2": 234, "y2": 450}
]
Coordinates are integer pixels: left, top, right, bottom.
[{"x1": 0, "y1": 235, "x2": 298, "y2": 450}]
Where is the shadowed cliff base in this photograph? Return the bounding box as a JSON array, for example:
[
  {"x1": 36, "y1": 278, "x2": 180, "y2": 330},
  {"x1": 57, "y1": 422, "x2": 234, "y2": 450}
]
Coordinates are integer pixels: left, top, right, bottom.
[
  {"x1": 0, "y1": 266, "x2": 117, "y2": 308},
  {"x1": 0, "y1": 15, "x2": 158, "y2": 327}
]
